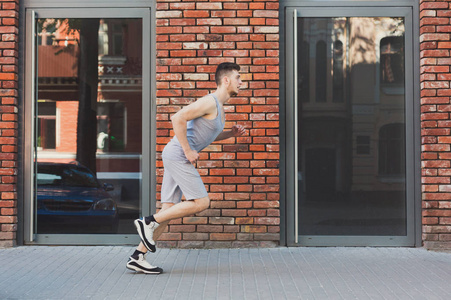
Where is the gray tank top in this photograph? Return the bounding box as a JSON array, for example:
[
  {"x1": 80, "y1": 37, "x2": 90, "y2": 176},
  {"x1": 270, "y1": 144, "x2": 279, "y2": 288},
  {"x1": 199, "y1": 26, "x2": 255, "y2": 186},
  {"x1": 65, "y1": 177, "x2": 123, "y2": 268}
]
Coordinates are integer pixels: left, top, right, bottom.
[{"x1": 162, "y1": 94, "x2": 225, "y2": 161}]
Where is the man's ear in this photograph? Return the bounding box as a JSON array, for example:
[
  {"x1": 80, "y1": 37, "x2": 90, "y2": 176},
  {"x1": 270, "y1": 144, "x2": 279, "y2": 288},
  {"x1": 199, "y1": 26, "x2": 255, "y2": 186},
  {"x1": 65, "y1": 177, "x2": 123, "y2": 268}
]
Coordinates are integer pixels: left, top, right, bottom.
[{"x1": 223, "y1": 75, "x2": 230, "y2": 86}]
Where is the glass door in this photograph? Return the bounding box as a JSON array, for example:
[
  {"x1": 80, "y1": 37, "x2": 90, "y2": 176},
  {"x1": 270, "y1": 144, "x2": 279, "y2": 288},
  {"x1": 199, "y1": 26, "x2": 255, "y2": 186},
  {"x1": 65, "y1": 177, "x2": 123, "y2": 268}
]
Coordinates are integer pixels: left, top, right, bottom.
[
  {"x1": 285, "y1": 8, "x2": 416, "y2": 246},
  {"x1": 24, "y1": 8, "x2": 152, "y2": 244}
]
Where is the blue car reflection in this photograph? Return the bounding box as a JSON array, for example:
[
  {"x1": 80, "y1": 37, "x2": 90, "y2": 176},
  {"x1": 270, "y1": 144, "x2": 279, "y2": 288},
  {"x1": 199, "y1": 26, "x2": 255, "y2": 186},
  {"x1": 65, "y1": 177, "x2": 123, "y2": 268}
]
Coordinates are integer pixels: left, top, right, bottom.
[{"x1": 36, "y1": 162, "x2": 119, "y2": 234}]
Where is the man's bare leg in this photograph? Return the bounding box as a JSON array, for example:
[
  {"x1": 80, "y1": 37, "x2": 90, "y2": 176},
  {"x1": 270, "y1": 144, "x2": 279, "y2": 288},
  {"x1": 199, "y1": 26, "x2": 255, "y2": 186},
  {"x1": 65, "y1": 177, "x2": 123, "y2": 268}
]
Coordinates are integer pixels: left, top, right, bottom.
[
  {"x1": 135, "y1": 197, "x2": 210, "y2": 253},
  {"x1": 153, "y1": 197, "x2": 209, "y2": 224}
]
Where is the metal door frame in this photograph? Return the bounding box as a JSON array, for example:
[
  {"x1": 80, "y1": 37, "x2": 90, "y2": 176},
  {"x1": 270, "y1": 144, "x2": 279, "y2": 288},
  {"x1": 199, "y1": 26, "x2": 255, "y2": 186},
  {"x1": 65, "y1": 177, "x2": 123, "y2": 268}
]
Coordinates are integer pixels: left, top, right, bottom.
[
  {"x1": 282, "y1": 3, "x2": 421, "y2": 247},
  {"x1": 22, "y1": 7, "x2": 154, "y2": 245}
]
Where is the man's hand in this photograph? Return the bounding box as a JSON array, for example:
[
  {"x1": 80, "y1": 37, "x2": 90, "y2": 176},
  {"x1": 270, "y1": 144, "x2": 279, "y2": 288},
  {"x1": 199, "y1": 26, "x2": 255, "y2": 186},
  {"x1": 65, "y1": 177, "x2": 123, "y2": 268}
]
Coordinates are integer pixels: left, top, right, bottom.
[
  {"x1": 231, "y1": 125, "x2": 246, "y2": 137},
  {"x1": 184, "y1": 148, "x2": 200, "y2": 164}
]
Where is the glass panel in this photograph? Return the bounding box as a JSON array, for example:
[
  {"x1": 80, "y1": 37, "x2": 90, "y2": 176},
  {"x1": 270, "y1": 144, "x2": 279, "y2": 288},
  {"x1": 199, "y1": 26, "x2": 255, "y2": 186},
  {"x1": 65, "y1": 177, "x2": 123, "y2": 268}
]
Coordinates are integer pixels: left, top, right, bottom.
[
  {"x1": 297, "y1": 17, "x2": 406, "y2": 236},
  {"x1": 35, "y1": 18, "x2": 143, "y2": 234}
]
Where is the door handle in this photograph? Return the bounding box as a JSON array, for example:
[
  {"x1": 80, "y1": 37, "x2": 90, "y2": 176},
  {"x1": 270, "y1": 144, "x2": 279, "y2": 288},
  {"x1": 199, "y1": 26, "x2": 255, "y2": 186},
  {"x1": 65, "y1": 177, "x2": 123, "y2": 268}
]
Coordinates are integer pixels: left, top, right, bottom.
[
  {"x1": 293, "y1": 9, "x2": 299, "y2": 244},
  {"x1": 30, "y1": 10, "x2": 37, "y2": 242}
]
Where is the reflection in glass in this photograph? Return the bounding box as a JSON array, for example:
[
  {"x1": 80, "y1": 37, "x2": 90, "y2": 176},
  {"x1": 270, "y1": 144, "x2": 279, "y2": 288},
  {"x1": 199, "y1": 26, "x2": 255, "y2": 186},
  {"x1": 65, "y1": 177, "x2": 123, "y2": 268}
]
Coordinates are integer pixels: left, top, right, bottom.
[
  {"x1": 315, "y1": 40, "x2": 327, "y2": 102},
  {"x1": 296, "y1": 17, "x2": 406, "y2": 236},
  {"x1": 35, "y1": 18, "x2": 143, "y2": 234},
  {"x1": 298, "y1": 41, "x2": 310, "y2": 103}
]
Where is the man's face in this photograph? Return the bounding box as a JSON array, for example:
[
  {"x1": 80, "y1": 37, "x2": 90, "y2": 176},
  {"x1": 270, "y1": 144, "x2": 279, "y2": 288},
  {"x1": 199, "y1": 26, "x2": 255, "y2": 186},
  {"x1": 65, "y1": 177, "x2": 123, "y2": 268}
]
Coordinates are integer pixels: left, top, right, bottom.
[{"x1": 226, "y1": 70, "x2": 242, "y2": 97}]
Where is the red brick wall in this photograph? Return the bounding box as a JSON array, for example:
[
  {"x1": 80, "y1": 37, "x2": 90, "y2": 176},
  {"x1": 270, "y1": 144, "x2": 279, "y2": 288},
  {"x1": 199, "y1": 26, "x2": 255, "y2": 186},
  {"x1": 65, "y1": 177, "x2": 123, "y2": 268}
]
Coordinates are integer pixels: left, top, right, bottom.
[
  {"x1": 155, "y1": 0, "x2": 280, "y2": 248},
  {"x1": 56, "y1": 101, "x2": 78, "y2": 153},
  {"x1": 420, "y1": 0, "x2": 451, "y2": 249},
  {"x1": 0, "y1": 0, "x2": 18, "y2": 248}
]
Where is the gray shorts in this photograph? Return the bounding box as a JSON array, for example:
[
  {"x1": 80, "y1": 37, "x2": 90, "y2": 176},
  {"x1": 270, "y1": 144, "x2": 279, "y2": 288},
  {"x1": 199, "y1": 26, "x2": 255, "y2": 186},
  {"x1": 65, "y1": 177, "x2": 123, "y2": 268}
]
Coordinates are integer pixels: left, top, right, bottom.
[{"x1": 161, "y1": 158, "x2": 209, "y2": 204}]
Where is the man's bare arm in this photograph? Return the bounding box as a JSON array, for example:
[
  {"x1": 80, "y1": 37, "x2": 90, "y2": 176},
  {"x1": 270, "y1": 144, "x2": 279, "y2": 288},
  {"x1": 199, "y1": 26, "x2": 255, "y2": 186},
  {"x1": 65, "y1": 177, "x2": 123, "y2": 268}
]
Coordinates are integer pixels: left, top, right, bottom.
[{"x1": 215, "y1": 125, "x2": 246, "y2": 141}]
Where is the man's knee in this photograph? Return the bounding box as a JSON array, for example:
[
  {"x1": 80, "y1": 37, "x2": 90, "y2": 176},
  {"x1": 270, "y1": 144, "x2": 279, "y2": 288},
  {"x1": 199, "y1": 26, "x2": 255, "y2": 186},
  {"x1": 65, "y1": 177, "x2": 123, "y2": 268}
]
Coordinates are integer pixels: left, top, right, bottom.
[
  {"x1": 161, "y1": 203, "x2": 174, "y2": 211},
  {"x1": 195, "y1": 197, "x2": 210, "y2": 211}
]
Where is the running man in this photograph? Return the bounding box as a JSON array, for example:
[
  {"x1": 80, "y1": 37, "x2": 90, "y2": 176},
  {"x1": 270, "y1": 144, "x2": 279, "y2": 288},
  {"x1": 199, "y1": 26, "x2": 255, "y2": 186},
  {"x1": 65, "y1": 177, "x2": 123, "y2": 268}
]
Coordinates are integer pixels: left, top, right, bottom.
[{"x1": 126, "y1": 62, "x2": 245, "y2": 274}]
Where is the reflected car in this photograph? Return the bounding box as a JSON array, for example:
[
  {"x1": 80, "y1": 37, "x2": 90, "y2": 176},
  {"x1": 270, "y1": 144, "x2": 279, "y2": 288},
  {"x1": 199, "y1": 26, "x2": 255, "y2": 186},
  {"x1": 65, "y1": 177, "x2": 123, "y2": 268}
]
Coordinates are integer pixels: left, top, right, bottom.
[{"x1": 36, "y1": 162, "x2": 119, "y2": 234}]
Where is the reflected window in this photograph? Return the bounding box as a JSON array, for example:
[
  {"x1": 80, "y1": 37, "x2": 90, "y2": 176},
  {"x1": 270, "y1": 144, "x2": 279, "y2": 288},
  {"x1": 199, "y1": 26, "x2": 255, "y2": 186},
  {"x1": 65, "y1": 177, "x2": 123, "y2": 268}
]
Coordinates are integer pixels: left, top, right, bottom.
[
  {"x1": 37, "y1": 102, "x2": 56, "y2": 150},
  {"x1": 381, "y1": 36, "x2": 404, "y2": 85},
  {"x1": 379, "y1": 123, "x2": 405, "y2": 176},
  {"x1": 333, "y1": 40, "x2": 344, "y2": 102},
  {"x1": 299, "y1": 41, "x2": 310, "y2": 102},
  {"x1": 98, "y1": 21, "x2": 109, "y2": 55},
  {"x1": 37, "y1": 20, "x2": 56, "y2": 46},
  {"x1": 356, "y1": 135, "x2": 370, "y2": 155},
  {"x1": 316, "y1": 40, "x2": 327, "y2": 102},
  {"x1": 98, "y1": 20, "x2": 125, "y2": 56},
  {"x1": 97, "y1": 101, "x2": 126, "y2": 152}
]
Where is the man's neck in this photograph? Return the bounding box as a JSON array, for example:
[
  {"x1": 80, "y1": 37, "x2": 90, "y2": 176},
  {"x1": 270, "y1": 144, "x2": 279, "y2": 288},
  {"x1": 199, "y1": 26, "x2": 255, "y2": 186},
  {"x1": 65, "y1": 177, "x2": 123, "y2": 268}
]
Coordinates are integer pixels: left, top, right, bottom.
[{"x1": 213, "y1": 88, "x2": 231, "y2": 105}]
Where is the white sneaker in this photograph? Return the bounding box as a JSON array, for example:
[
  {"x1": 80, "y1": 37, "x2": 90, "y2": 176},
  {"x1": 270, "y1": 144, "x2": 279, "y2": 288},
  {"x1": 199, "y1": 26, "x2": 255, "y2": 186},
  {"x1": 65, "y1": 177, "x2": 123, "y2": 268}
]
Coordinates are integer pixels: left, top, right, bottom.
[
  {"x1": 126, "y1": 253, "x2": 162, "y2": 274},
  {"x1": 134, "y1": 218, "x2": 159, "y2": 252}
]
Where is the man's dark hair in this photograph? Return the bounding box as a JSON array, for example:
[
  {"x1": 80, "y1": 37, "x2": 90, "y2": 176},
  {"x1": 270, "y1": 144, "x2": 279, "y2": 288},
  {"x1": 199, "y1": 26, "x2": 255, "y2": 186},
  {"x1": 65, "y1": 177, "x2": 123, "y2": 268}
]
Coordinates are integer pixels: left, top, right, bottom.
[{"x1": 215, "y1": 62, "x2": 240, "y2": 86}]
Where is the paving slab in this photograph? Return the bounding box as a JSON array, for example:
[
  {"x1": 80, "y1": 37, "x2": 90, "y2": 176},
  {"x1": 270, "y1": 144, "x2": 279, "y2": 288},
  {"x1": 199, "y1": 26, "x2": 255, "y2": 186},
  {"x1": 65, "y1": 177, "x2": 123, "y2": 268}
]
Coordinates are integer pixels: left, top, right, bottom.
[{"x1": 0, "y1": 246, "x2": 450, "y2": 300}]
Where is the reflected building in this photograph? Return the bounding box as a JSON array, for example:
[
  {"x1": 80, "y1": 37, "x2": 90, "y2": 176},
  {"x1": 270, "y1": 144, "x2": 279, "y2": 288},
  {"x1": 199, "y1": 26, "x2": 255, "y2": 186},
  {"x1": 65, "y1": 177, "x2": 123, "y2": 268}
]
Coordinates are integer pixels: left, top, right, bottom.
[
  {"x1": 297, "y1": 17, "x2": 406, "y2": 236},
  {"x1": 35, "y1": 18, "x2": 143, "y2": 234}
]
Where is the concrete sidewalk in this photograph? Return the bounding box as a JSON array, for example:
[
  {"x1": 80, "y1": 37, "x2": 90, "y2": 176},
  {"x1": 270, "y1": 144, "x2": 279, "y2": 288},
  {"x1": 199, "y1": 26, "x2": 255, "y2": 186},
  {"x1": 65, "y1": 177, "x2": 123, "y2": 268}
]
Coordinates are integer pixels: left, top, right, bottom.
[{"x1": 0, "y1": 246, "x2": 450, "y2": 300}]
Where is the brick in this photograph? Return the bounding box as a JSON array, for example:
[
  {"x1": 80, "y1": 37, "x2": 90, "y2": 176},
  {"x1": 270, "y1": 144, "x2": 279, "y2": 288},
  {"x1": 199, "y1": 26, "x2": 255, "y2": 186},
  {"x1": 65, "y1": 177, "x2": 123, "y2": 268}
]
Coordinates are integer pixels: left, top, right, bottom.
[
  {"x1": 159, "y1": 233, "x2": 182, "y2": 241},
  {"x1": 224, "y1": 18, "x2": 249, "y2": 26},
  {"x1": 224, "y1": 3, "x2": 248, "y2": 10},
  {"x1": 182, "y1": 233, "x2": 209, "y2": 240},
  {"x1": 0, "y1": 216, "x2": 15, "y2": 223},
  {"x1": 421, "y1": 50, "x2": 450, "y2": 58},
  {"x1": 156, "y1": 11, "x2": 182, "y2": 19},
  {"x1": 156, "y1": 27, "x2": 182, "y2": 34},
  {"x1": 197, "y1": 19, "x2": 222, "y2": 26},
  {"x1": 253, "y1": 10, "x2": 278, "y2": 18},
  {"x1": 211, "y1": 11, "x2": 236, "y2": 18},
  {"x1": 0, "y1": 232, "x2": 14, "y2": 240},
  {"x1": 421, "y1": 66, "x2": 449, "y2": 73},
  {"x1": 254, "y1": 201, "x2": 279, "y2": 209},
  {"x1": 184, "y1": 10, "x2": 209, "y2": 18},
  {"x1": 177, "y1": 241, "x2": 204, "y2": 248},
  {"x1": 237, "y1": 10, "x2": 253, "y2": 18},
  {"x1": 210, "y1": 233, "x2": 236, "y2": 241},
  {"x1": 437, "y1": 25, "x2": 451, "y2": 33},
  {"x1": 195, "y1": 209, "x2": 221, "y2": 217},
  {"x1": 183, "y1": 217, "x2": 208, "y2": 225},
  {"x1": 205, "y1": 241, "x2": 232, "y2": 248},
  {"x1": 438, "y1": 42, "x2": 451, "y2": 48},
  {"x1": 169, "y1": 225, "x2": 196, "y2": 232},
  {"x1": 196, "y1": 3, "x2": 222, "y2": 10},
  {"x1": 420, "y1": 10, "x2": 436, "y2": 18},
  {"x1": 222, "y1": 209, "x2": 247, "y2": 217},
  {"x1": 254, "y1": 233, "x2": 279, "y2": 241},
  {"x1": 420, "y1": 2, "x2": 449, "y2": 10},
  {"x1": 156, "y1": 241, "x2": 177, "y2": 248},
  {"x1": 423, "y1": 225, "x2": 451, "y2": 234},
  {"x1": 209, "y1": 217, "x2": 234, "y2": 225},
  {"x1": 423, "y1": 193, "x2": 451, "y2": 201},
  {"x1": 169, "y1": 3, "x2": 195, "y2": 10},
  {"x1": 421, "y1": 18, "x2": 449, "y2": 26},
  {"x1": 232, "y1": 241, "x2": 259, "y2": 247},
  {"x1": 241, "y1": 225, "x2": 267, "y2": 233},
  {"x1": 248, "y1": 210, "x2": 266, "y2": 217},
  {"x1": 197, "y1": 225, "x2": 223, "y2": 233}
]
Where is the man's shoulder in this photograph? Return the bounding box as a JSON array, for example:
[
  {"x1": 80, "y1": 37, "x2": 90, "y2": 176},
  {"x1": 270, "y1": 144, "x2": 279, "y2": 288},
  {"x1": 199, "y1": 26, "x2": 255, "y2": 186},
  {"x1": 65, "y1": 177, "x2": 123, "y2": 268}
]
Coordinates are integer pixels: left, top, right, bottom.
[
  {"x1": 193, "y1": 94, "x2": 216, "y2": 110},
  {"x1": 196, "y1": 94, "x2": 215, "y2": 103}
]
